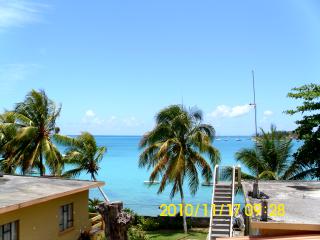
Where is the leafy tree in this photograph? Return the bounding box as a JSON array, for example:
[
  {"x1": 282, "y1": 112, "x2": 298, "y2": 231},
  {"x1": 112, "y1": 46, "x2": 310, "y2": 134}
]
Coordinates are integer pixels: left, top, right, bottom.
[
  {"x1": 0, "y1": 113, "x2": 18, "y2": 174},
  {"x1": 54, "y1": 132, "x2": 109, "y2": 201},
  {"x1": 235, "y1": 125, "x2": 301, "y2": 180},
  {"x1": 1, "y1": 90, "x2": 63, "y2": 176},
  {"x1": 286, "y1": 83, "x2": 320, "y2": 179},
  {"x1": 54, "y1": 132, "x2": 106, "y2": 180},
  {"x1": 88, "y1": 198, "x2": 103, "y2": 213},
  {"x1": 139, "y1": 105, "x2": 220, "y2": 233}
]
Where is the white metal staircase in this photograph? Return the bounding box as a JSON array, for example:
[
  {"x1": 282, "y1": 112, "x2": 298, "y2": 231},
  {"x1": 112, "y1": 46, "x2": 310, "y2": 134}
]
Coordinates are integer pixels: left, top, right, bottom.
[{"x1": 208, "y1": 165, "x2": 236, "y2": 239}]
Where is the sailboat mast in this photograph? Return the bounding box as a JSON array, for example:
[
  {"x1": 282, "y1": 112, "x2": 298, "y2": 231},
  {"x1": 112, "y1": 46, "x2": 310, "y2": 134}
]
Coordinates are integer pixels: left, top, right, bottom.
[{"x1": 252, "y1": 70, "x2": 258, "y2": 138}]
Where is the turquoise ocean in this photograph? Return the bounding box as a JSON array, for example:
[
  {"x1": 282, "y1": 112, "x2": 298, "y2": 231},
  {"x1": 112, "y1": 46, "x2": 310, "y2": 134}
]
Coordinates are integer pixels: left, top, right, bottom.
[{"x1": 71, "y1": 136, "x2": 300, "y2": 216}]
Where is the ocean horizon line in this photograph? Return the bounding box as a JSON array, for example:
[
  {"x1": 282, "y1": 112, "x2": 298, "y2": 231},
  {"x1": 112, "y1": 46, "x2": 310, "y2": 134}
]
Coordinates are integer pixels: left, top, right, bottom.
[{"x1": 64, "y1": 134, "x2": 254, "y2": 137}]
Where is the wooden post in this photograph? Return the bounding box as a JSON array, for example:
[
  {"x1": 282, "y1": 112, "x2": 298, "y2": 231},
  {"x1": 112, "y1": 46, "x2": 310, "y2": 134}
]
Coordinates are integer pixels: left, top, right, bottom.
[
  {"x1": 97, "y1": 201, "x2": 133, "y2": 240},
  {"x1": 252, "y1": 180, "x2": 260, "y2": 198},
  {"x1": 261, "y1": 200, "x2": 268, "y2": 222}
]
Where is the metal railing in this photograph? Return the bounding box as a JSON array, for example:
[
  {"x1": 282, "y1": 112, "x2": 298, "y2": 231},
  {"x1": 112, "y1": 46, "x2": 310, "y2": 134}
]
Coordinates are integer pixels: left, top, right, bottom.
[
  {"x1": 229, "y1": 165, "x2": 236, "y2": 237},
  {"x1": 208, "y1": 164, "x2": 219, "y2": 240}
]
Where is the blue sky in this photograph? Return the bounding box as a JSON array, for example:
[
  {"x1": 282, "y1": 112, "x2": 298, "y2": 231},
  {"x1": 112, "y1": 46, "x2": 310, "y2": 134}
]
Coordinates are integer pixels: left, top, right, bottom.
[{"x1": 0, "y1": 0, "x2": 319, "y2": 135}]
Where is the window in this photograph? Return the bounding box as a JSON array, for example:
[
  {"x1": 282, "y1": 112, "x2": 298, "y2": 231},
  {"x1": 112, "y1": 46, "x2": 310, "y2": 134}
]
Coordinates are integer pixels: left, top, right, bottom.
[
  {"x1": 59, "y1": 203, "x2": 73, "y2": 232},
  {"x1": 0, "y1": 221, "x2": 18, "y2": 240}
]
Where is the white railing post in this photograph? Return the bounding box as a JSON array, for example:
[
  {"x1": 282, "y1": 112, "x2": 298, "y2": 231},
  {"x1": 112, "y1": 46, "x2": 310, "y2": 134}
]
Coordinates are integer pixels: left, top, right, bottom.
[
  {"x1": 208, "y1": 165, "x2": 219, "y2": 240},
  {"x1": 229, "y1": 165, "x2": 236, "y2": 237}
]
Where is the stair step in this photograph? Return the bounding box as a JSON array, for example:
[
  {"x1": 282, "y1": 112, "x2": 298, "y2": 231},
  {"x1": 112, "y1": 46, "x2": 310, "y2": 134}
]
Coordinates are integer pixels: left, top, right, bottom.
[
  {"x1": 211, "y1": 233, "x2": 230, "y2": 238},
  {"x1": 211, "y1": 223, "x2": 230, "y2": 229},
  {"x1": 212, "y1": 217, "x2": 231, "y2": 222},
  {"x1": 214, "y1": 203, "x2": 232, "y2": 207},
  {"x1": 213, "y1": 201, "x2": 232, "y2": 205},
  {"x1": 214, "y1": 206, "x2": 230, "y2": 210},
  {"x1": 212, "y1": 214, "x2": 231, "y2": 219},
  {"x1": 212, "y1": 228, "x2": 230, "y2": 233},
  {"x1": 214, "y1": 196, "x2": 232, "y2": 201},
  {"x1": 215, "y1": 191, "x2": 232, "y2": 195},
  {"x1": 213, "y1": 211, "x2": 230, "y2": 215},
  {"x1": 212, "y1": 220, "x2": 231, "y2": 225},
  {"x1": 215, "y1": 184, "x2": 232, "y2": 188}
]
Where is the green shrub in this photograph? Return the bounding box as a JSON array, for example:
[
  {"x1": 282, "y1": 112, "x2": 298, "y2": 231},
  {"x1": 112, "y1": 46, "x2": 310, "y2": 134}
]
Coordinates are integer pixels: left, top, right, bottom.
[
  {"x1": 123, "y1": 208, "x2": 142, "y2": 225},
  {"x1": 128, "y1": 226, "x2": 149, "y2": 240},
  {"x1": 157, "y1": 216, "x2": 192, "y2": 230},
  {"x1": 139, "y1": 217, "x2": 160, "y2": 231}
]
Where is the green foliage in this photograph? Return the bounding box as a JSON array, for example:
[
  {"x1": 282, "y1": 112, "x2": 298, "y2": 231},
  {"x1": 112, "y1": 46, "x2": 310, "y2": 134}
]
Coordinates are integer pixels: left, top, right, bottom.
[
  {"x1": 123, "y1": 208, "x2": 141, "y2": 225},
  {"x1": 0, "y1": 90, "x2": 64, "y2": 176},
  {"x1": 88, "y1": 198, "x2": 103, "y2": 213},
  {"x1": 139, "y1": 105, "x2": 220, "y2": 198},
  {"x1": 139, "y1": 217, "x2": 160, "y2": 231},
  {"x1": 235, "y1": 125, "x2": 301, "y2": 180},
  {"x1": 128, "y1": 226, "x2": 149, "y2": 240},
  {"x1": 286, "y1": 83, "x2": 320, "y2": 179},
  {"x1": 0, "y1": 113, "x2": 18, "y2": 174},
  {"x1": 139, "y1": 105, "x2": 219, "y2": 232},
  {"x1": 54, "y1": 132, "x2": 106, "y2": 180},
  {"x1": 156, "y1": 216, "x2": 192, "y2": 230}
]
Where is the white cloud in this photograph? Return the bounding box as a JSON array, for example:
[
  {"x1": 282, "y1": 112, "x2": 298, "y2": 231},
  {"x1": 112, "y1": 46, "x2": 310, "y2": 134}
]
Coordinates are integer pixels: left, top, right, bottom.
[
  {"x1": 82, "y1": 111, "x2": 143, "y2": 129},
  {"x1": 260, "y1": 110, "x2": 274, "y2": 124},
  {"x1": 0, "y1": 0, "x2": 48, "y2": 30},
  {"x1": 85, "y1": 110, "x2": 95, "y2": 118},
  {"x1": 263, "y1": 110, "x2": 273, "y2": 116},
  {"x1": 209, "y1": 104, "x2": 252, "y2": 118}
]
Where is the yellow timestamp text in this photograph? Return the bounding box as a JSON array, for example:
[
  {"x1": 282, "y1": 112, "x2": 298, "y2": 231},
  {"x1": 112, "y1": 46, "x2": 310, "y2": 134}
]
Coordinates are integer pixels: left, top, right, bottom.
[{"x1": 159, "y1": 203, "x2": 285, "y2": 217}]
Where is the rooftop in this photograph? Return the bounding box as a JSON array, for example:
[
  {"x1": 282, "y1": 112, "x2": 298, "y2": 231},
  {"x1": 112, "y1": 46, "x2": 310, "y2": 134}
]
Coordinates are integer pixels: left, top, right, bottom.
[
  {"x1": 0, "y1": 175, "x2": 104, "y2": 214},
  {"x1": 242, "y1": 181, "x2": 320, "y2": 226}
]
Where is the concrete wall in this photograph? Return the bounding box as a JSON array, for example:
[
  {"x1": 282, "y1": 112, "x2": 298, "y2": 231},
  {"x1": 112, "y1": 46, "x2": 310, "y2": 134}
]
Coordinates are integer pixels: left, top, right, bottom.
[
  {"x1": 258, "y1": 229, "x2": 320, "y2": 236},
  {"x1": 0, "y1": 190, "x2": 90, "y2": 240}
]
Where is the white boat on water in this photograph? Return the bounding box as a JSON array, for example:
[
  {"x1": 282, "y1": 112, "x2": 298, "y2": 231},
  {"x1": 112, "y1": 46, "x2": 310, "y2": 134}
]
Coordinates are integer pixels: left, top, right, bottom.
[{"x1": 144, "y1": 180, "x2": 160, "y2": 185}]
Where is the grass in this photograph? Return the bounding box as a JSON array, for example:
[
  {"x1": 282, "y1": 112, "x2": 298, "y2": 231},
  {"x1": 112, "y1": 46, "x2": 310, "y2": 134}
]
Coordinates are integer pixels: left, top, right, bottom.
[{"x1": 146, "y1": 229, "x2": 208, "y2": 240}]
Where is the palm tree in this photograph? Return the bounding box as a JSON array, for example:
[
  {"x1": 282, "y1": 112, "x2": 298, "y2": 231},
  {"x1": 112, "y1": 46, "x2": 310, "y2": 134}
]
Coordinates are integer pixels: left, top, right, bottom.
[
  {"x1": 1, "y1": 90, "x2": 63, "y2": 176},
  {"x1": 139, "y1": 105, "x2": 220, "y2": 233},
  {"x1": 54, "y1": 132, "x2": 109, "y2": 201},
  {"x1": 0, "y1": 113, "x2": 18, "y2": 174},
  {"x1": 89, "y1": 198, "x2": 104, "y2": 213},
  {"x1": 235, "y1": 125, "x2": 300, "y2": 180}
]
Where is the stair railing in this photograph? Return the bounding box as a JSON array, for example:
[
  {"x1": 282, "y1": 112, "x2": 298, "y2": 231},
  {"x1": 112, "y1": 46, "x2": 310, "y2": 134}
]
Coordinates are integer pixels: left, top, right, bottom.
[
  {"x1": 229, "y1": 165, "x2": 236, "y2": 237},
  {"x1": 208, "y1": 164, "x2": 219, "y2": 239}
]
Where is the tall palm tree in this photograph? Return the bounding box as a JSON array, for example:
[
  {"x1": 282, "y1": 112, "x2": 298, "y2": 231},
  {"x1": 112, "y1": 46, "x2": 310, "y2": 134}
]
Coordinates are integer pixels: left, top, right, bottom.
[
  {"x1": 54, "y1": 132, "x2": 109, "y2": 201},
  {"x1": 235, "y1": 125, "x2": 299, "y2": 180},
  {"x1": 1, "y1": 90, "x2": 63, "y2": 176},
  {"x1": 0, "y1": 113, "x2": 18, "y2": 174},
  {"x1": 139, "y1": 105, "x2": 220, "y2": 233}
]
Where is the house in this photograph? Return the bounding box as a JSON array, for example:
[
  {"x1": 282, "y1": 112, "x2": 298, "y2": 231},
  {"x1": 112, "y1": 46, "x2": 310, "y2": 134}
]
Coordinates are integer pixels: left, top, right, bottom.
[
  {"x1": 0, "y1": 175, "x2": 104, "y2": 240},
  {"x1": 241, "y1": 181, "x2": 320, "y2": 237}
]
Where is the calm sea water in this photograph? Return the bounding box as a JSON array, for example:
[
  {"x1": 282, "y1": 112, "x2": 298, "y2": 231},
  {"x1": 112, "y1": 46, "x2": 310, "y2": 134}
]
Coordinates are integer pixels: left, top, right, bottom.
[{"x1": 70, "y1": 136, "x2": 300, "y2": 216}]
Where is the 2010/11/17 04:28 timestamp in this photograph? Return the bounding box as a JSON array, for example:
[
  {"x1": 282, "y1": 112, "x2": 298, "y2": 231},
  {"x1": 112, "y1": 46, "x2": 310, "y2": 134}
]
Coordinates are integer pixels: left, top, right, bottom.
[{"x1": 159, "y1": 203, "x2": 285, "y2": 217}]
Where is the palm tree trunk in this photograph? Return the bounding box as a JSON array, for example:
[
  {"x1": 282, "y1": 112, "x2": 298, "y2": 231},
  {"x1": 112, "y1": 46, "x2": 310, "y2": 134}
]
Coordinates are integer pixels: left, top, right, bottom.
[
  {"x1": 92, "y1": 175, "x2": 110, "y2": 202},
  {"x1": 39, "y1": 145, "x2": 44, "y2": 176},
  {"x1": 178, "y1": 181, "x2": 187, "y2": 234}
]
